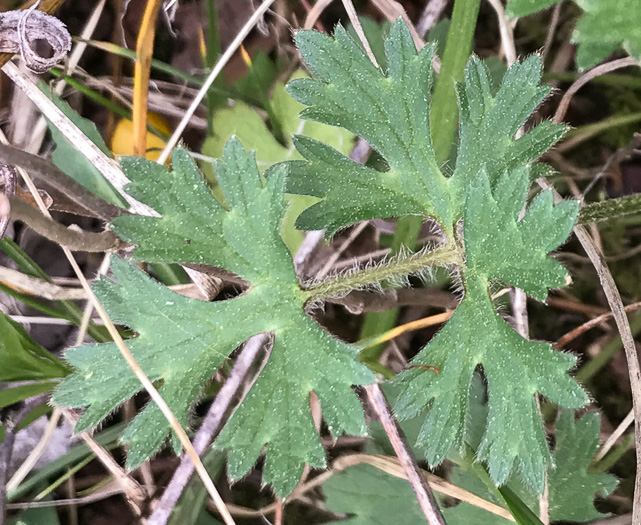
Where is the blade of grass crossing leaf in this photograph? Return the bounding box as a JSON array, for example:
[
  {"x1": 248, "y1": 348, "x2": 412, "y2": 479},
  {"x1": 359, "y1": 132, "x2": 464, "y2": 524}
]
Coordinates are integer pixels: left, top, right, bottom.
[
  {"x1": 133, "y1": 0, "x2": 164, "y2": 158},
  {"x1": 358, "y1": 0, "x2": 481, "y2": 362},
  {"x1": 0, "y1": 383, "x2": 58, "y2": 410}
]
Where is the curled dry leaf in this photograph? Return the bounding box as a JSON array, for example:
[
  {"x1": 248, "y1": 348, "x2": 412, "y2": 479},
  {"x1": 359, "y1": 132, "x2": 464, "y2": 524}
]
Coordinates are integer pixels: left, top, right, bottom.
[{"x1": 0, "y1": 4, "x2": 71, "y2": 74}]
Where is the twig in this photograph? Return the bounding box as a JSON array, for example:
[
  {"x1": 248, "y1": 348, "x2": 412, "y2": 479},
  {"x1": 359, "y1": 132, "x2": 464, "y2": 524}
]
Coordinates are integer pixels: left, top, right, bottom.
[
  {"x1": 10, "y1": 197, "x2": 126, "y2": 252},
  {"x1": 340, "y1": 0, "x2": 379, "y2": 67},
  {"x1": 573, "y1": 225, "x2": 641, "y2": 523},
  {"x1": 370, "y1": 0, "x2": 425, "y2": 50},
  {"x1": 486, "y1": 0, "x2": 516, "y2": 65},
  {"x1": 553, "y1": 58, "x2": 639, "y2": 124},
  {"x1": 595, "y1": 409, "x2": 635, "y2": 462},
  {"x1": 365, "y1": 384, "x2": 446, "y2": 525},
  {"x1": 316, "y1": 222, "x2": 369, "y2": 280},
  {"x1": 304, "y1": 0, "x2": 334, "y2": 29},
  {"x1": 61, "y1": 410, "x2": 146, "y2": 517},
  {"x1": 0, "y1": 143, "x2": 129, "y2": 222},
  {"x1": 554, "y1": 301, "x2": 641, "y2": 349},
  {"x1": 538, "y1": 176, "x2": 641, "y2": 523},
  {"x1": 157, "y1": 0, "x2": 277, "y2": 165},
  {"x1": 416, "y1": 0, "x2": 449, "y2": 36},
  {"x1": 148, "y1": 334, "x2": 272, "y2": 525},
  {"x1": 541, "y1": 3, "x2": 561, "y2": 65}
]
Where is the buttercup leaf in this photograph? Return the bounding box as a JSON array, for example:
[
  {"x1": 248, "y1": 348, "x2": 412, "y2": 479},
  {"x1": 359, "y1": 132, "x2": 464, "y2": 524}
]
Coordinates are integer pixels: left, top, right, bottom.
[{"x1": 54, "y1": 142, "x2": 374, "y2": 496}]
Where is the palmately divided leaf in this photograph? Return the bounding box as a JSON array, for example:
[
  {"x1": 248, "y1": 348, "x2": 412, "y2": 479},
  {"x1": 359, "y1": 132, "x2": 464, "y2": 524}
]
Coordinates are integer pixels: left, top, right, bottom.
[
  {"x1": 53, "y1": 141, "x2": 374, "y2": 496},
  {"x1": 287, "y1": 20, "x2": 451, "y2": 233},
  {"x1": 393, "y1": 168, "x2": 587, "y2": 492},
  {"x1": 287, "y1": 19, "x2": 566, "y2": 233}
]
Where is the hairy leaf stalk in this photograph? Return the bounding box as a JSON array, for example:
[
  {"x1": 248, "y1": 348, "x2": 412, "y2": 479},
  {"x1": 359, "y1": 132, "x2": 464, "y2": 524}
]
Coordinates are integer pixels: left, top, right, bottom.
[{"x1": 302, "y1": 241, "x2": 463, "y2": 302}]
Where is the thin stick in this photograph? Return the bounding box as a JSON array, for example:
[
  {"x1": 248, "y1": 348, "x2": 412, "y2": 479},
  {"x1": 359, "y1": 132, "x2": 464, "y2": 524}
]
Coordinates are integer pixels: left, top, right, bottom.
[
  {"x1": 157, "y1": 0, "x2": 276, "y2": 165},
  {"x1": 365, "y1": 384, "x2": 446, "y2": 525},
  {"x1": 316, "y1": 222, "x2": 369, "y2": 279},
  {"x1": 486, "y1": 0, "x2": 516, "y2": 66},
  {"x1": 538, "y1": 176, "x2": 641, "y2": 523},
  {"x1": 573, "y1": 225, "x2": 641, "y2": 523},
  {"x1": 148, "y1": 334, "x2": 272, "y2": 525},
  {"x1": 595, "y1": 409, "x2": 635, "y2": 462},
  {"x1": 304, "y1": 0, "x2": 334, "y2": 29},
  {"x1": 340, "y1": 0, "x2": 379, "y2": 67},
  {"x1": 541, "y1": 3, "x2": 561, "y2": 65},
  {"x1": 553, "y1": 58, "x2": 639, "y2": 123},
  {"x1": 61, "y1": 410, "x2": 145, "y2": 516},
  {"x1": 554, "y1": 301, "x2": 641, "y2": 349},
  {"x1": 416, "y1": 0, "x2": 449, "y2": 36}
]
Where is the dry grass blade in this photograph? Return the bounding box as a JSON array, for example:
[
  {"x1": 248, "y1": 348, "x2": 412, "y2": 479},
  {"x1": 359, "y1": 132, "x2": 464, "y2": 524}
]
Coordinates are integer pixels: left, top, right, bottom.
[
  {"x1": 553, "y1": 58, "x2": 639, "y2": 124},
  {"x1": 366, "y1": 384, "x2": 446, "y2": 525},
  {"x1": 595, "y1": 409, "x2": 635, "y2": 463},
  {"x1": 573, "y1": 224, "x2": 641, "y2": 523},
  {"x1": 333, "y1": 453, "x2": 516, "y2": 521},
  {"x1": 148, "y1": 334, "x2": 272, "y2": 525},
  {"x1": 2, "y1": 62, "x2": 155, "y2": 216},
  {"x1": 0, "y1": 265, "x2": 85, "y2": 300}
]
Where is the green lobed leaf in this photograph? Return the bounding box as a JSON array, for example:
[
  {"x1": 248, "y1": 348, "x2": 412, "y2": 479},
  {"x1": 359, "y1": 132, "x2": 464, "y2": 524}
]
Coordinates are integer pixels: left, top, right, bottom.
[
  {"x1": 544, "y1": 411, "x2": 617, "y2": 521},
  {"x1": 287, "y1": 19, "x2": 583, "y2": 493},
  {"x1": 444, "y1": 411, "x2": 617, "y2": 523},
  {"x1": 202, "y1": 69, "x2": 355, "y2": 251},
  {"x1": 393, "y1": 168, "x2": 587, "y2": 492},
  {"x1": 288, "y1": 20, "x2": 450, "y2": 233},
  {"x1": 287, "y1": 20, "x2": 566, "y2": 234},
  {"x1": 53, "y1": 142, "x2": 374, "y2": 496},
  {"x1": 573, "y1": 0, "x2": 641, "y2": 69}
]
